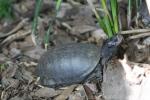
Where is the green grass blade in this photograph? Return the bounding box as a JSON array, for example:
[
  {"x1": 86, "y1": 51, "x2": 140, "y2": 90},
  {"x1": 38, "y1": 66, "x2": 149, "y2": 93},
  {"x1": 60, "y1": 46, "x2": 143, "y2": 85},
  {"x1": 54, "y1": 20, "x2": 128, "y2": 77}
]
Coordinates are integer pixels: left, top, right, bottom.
[
  {"x1": 0, "y1": 64, "x2": 5, "y2": 72},
  {"x1": 56, "y1": 0, "x2": 62, "y2": 12},
  {"x1": 127, "y1": 0, "x2": 132, "y2": 28},
  {"x1": 87, "y1": 0, "x2": 107, "y2": 33},
  {"x1": 94, "y1": 10, "x2": 107, "y2": 33},
  {"x1": 87, "y1": 0, "x2": 119, "y2": 38},
  {"x1": 44, "y1": 21, "x2": 53, "y2": 49},
  {"x1": 99, "y1": 18, "x2": 107, "y2": 34},
  {"x1": 103, "y1": 15, "x2": 113, "y2": 38},
  {"x1": 113, "y1": 16, "x2": 119, "y2": 33},
  {"x1": 0, "y1": 0, "x2": 13, "y2": 19},
  {"x1": 110, "y1": 0, "x2": 119, "y2": 34},
  {"x1": 135, "y1": 0, "x2": 142, "y2": 26},
  {"x1": 32, "y1": 0, "x2": 43, "y2": 38},
  {"x1": 101, "y1": 0, "x2": 113, "y2": 28}
]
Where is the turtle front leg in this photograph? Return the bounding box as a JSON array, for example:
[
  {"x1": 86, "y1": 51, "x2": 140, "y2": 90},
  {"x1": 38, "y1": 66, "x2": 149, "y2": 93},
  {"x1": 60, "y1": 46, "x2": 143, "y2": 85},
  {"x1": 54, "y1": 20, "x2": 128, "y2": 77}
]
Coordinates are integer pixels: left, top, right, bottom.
[{"x1": 118, "y1": 54, "x2": 145, "y2": 85}]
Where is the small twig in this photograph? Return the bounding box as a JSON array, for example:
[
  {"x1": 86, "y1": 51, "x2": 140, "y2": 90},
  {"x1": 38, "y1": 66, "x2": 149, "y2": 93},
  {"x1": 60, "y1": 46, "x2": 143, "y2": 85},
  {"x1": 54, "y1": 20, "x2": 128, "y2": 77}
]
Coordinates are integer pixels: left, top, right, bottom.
[
  {"x1": 1, "y1": 91, "x2": 5, "y2": 100},
  {"x1": 120, "y1": 29, "x2": 150, "y2": 34},
  {"x1": 61, "y1": 22, "x2": 72, "y2": 30},
  {"x1": 67, "y1": 0, "x2": 81, "y2": 6},
  {"x1": 83, "y1": 84, "x2": 96, "y2": 100},
  {"x1": 0, "y1": 18, "x2": 29, "y2": 38},
  {"x1": 128, "y1": 32, "x2": 150, "y2": 40},
  {"x1": 1, "y1": 30, "x2": 31, "y2": 47},
  {"x1": 55, "y1": 85, "x2": 76, "y2": 100}
]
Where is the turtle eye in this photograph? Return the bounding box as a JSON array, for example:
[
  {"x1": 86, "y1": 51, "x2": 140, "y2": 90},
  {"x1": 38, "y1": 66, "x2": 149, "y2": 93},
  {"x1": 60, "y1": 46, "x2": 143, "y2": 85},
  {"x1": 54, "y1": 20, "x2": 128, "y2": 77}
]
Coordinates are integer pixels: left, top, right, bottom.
[
  {"x1": 108, "y1": 42, "x2": 117, "y2": 47},
  {"x1": 108, "y1": 35, "x2": 123, "y2": 46},
  {"x1": 107, "y1": 36, "x2": 119, "y2": 47}
]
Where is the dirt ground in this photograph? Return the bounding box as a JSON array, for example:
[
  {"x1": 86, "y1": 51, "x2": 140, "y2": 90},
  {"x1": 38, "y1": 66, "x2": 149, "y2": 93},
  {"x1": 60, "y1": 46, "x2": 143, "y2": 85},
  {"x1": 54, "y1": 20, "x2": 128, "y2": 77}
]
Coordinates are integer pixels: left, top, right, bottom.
[{"x1": 0, "y1": 0, "x2": 150, "y2": 100}]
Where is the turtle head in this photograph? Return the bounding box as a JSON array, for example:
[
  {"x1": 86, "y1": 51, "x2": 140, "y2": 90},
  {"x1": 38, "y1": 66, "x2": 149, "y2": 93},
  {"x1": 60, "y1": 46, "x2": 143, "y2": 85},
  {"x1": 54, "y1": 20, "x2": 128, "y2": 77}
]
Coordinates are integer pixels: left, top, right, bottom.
[{"x1": 100, "y1": 34, "x2": 124, "y2": 67}]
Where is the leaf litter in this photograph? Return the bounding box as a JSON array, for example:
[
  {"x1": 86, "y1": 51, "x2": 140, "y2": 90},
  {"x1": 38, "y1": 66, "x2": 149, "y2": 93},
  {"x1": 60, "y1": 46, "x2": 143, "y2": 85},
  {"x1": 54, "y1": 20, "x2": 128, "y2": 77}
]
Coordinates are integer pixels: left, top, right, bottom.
[{"x1": 0, "y1": 0, "x2": 150, "y2": 100}]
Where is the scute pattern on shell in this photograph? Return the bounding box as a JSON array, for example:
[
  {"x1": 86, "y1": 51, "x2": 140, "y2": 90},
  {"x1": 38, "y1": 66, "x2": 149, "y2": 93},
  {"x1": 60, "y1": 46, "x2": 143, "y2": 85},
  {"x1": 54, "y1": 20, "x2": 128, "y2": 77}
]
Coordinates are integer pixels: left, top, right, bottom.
[{"x1": 36, "y1": 43, "x2": 101, "y2": 87}]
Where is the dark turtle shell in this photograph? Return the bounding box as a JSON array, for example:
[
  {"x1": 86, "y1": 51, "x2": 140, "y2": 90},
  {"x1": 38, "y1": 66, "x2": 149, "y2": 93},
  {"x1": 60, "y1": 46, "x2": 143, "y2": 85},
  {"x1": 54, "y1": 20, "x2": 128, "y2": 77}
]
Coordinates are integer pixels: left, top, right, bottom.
[
  {"x1": 36, "y1": 43, "x2": 101, "y2": 87},
  {"x1": 36, "y1": 35, "x2": 124, "y2": 88}
]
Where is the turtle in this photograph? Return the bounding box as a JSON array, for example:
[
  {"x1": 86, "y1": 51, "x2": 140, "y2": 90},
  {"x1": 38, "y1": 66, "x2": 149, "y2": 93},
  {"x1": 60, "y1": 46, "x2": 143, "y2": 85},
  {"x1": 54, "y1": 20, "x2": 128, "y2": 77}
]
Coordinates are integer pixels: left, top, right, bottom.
[{"x1": 36, "y1": 35, "x2": 123, "y2": 88}]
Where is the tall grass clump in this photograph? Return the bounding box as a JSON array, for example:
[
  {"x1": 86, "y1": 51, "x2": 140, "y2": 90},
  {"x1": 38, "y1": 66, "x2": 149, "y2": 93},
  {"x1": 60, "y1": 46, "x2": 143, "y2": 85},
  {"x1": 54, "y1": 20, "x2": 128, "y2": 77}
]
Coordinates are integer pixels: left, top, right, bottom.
[{"x1": 87, "y1": 0, "x2": 119, "y2": 38}]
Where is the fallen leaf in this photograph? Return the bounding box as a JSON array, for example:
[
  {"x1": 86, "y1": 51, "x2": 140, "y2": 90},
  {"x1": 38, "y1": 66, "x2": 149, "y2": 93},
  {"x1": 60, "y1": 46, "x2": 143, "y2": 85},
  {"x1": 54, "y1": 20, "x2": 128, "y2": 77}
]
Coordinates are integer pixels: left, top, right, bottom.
[{"x1": 33, "y1": 87, "x2": 58, "y2": 98}]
